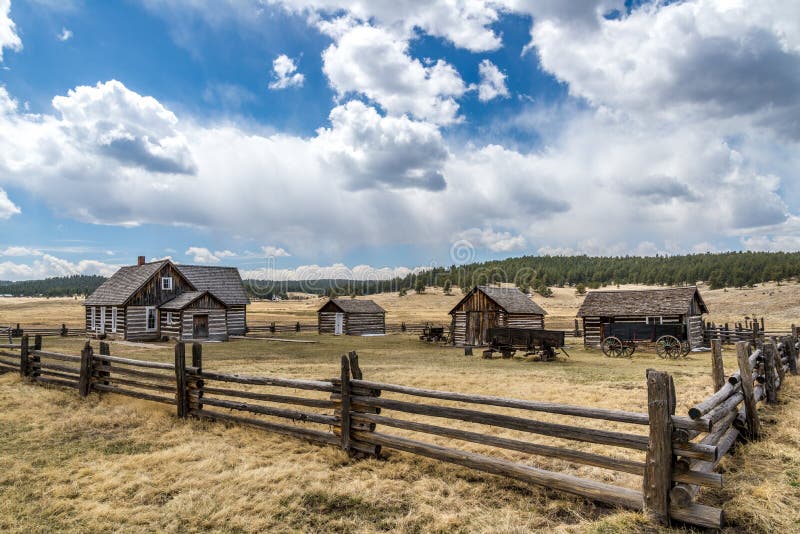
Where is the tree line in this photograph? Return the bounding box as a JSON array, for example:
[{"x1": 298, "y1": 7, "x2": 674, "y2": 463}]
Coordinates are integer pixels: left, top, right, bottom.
[{"x1": 1, "y1": 251, "x2": 797, "y2": 298}]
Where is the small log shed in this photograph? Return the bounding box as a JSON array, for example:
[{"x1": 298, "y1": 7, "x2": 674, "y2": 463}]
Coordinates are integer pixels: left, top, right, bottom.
[
  {"x1": 318, "y1": 298, "x2": 386, "y2": 335},
  {"x1": 449, "y1": 285, "x2": 547, "y2": 347},
  {"x1": 577, "y1": 286, "x2": 708, "y2": 349}
]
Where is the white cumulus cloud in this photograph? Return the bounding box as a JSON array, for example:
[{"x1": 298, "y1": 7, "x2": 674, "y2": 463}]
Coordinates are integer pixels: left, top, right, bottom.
[
  {"x1": 0, "y1": 187, "x2": 20, "y2": 219},
  {"x1": 0, "y1": 0, "x2": 21, "y2": 61},
  {"x1": 268, "y1": 54, "x2": 304, "y2": 89},
  {"x1": 57, "y1": 27, "x2": 73, "y2": 41},
  {"x1": 477, "y1": 59, "x2": 509, "y2": 102}
]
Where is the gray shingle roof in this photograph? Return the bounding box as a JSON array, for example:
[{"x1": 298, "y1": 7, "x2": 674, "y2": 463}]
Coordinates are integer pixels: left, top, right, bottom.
[
  {"x1": 175, "y1": 265, "x2": 250, "y2": 306},
  {"x1": 84, "y1": 260, "x2": 250, "y2": 307},
  {"x1": 321, "y1": 298, "x2": 385, "y2": 314},
  {"x1": 84, "y1": 261, "x2": 168, "y2": 306},
  {"x1": 476, "y1": 286, "x2": 547, "y2": 315},
  {"x1": 577, "y1": 287, "x2": 708, "y2": 317},
  {"x1": 160, "y1": 291, "x2": 224, "y2": 310}
]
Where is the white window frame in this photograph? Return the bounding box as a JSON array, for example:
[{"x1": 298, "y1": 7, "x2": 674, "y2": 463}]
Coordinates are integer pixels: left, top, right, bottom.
[
  {"x1": 100, "y1": 306, "x2": 106, "y2": 333},
  {"x1": 111, "y1": 307, "x2": 118, "y2": 333},
  {"x1": 161, "y1": 276, "x2": 173, "y2": 290},
  {"x1": 90, "y1": 307, "x2": 96, "y2": 331},
  {"x1": 145, "y1": 307, "x2": 157, "y2": 332},
  {"x1": 166, "y1": 311, "x2": 174, "y2": 325}
]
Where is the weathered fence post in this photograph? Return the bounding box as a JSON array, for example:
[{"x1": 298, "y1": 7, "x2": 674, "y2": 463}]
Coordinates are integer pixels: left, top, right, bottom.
[
  {"x1": 190, "y1": 342, "x2": 203, "y2": 415},
  {"x1": 763, "y1": 342, "x2": 778, "y2": 404},
  {"x1": 736, "y1": 341, "x2": 760, "y2": 439},
  {"x1": 710, "y1": 339, "x2": 724, "y2": 391},
  {"x1": 574, "y1": 319, "x2": 580, "y2": 337},
  {"x1": 98, "y1": 341, "x2": 111, "y2": 386},
  {"x1": 772, "y1": 338, "x2": 786, "y2": 390},
  {"x1": 295, "y1": 321, "x2": 301, "y2": 332},
  {"x1": 60, "y1": 323, "x2": 67, "y2": 337},
  {"x1": 79, "y1": 341, "x2": 93, "y2": 397},
  {"x1": 19, "y1": 334, "x2": 29, "y2": 378},
  {"x1": 174, "y1": 342, "x2": 188, "y2": 418},
  {"x1": 30, "y1": 335, "x2": 42, "y2": 379},
  {"x1": 788, "y1": 334, "x2": 799, "y2": 375},
  {"x1": 644, "y1": 369, "x2": 675, "y2": 525},
  {"x1": 270, "y1": 321, "x2": 276, "y2": 333},
  {"x1": 340, "y1": 355, "x2": 352, "y2": 454}
]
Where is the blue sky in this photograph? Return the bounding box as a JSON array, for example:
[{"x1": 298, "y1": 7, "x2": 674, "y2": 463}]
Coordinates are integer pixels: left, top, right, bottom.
[{"x1": 0, "y1": 0, "x2": 798, "y2": 280}]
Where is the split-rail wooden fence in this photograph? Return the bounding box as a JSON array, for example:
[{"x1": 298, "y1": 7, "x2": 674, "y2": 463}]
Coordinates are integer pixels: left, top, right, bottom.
[{"x1": 0, "y1": 334, "x2": 797, "y2": 529}]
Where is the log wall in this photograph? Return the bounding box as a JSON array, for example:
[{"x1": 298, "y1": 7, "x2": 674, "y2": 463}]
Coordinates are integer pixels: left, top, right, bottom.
[
  {"x1": 181, "y1": 309, "x2": 228, "y2": 341},
  {"x1": 227, "y1": 305, "x2": 247, "y2": 336}
]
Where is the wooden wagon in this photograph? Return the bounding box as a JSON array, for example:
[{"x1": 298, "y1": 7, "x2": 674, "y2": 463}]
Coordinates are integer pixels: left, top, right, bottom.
[
  {"x1": 485, "y1": 327, "x2": 566, "y2": 361},
  {"x1": 419, "y1": 325, "x2": 449, "y2": 344},
  {"x1": 600, "y1": 322, "x2": 690, "y2": 359}
]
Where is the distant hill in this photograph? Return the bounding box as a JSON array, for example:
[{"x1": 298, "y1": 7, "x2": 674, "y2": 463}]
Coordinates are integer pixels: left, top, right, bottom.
[
  {"x1": 2, "y1": 251, "x2": 798, "y2": 298},
  {"x1": 0, "y1": 275, "x2": 107, "y2": 297}
]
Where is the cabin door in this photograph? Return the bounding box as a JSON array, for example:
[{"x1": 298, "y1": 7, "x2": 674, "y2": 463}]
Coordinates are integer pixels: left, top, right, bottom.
[
  {"x1": 465, "y1": 312, "x2": 481, "y2": 346},
  {"x1": 334, "y1": 313, "x2": 344, "y2": 335},
  {"x1": 193, "y1": 314, "x2": 209, "y2": 339}
]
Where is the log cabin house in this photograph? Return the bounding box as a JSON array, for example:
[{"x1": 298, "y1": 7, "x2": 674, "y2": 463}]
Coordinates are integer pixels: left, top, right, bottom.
[
  {"x1": 84, "y1": 256, "x2": 249, "y2": 341},
  {"x1": 449, "y1": 286, "x2": 547, "y2": 346},
  {"x1": 577, "y1": 286, "x2": 708, "y2": 349},
  {"x1": 318, "y1": 298, "x2": 386, "y2": 335}
]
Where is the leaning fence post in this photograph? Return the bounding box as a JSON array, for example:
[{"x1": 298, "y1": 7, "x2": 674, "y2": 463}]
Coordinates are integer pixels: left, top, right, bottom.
[
  {"x1": 98, "y1": 341, "x2": 111, "y2": 386},
  {"x1": 644, "y1": 369, "x2": 675, "y2": 525},
  {"x1": 19, "y1": 334, "x2": 29, "y2": 378},
  {"x1": 340, "y1": 355, "x2": 352, "y2": 454},
  {"x1": 79, "y1": 341, "x2": 93, "y2": 397},
  {"x1": 736, "y1": 341, "x2": 760, "y2": 439},
  {"x1": 771, "y1": 338, "x2": 786, "y2": 390},
  {"x1": 763, "y1": 342, "x2": 778, "y2": 404},
  {"x1": 174, "y1": 342, "x2": 188, "y2": 418},
  {"x1": 190, "y1": 342, "x2": 203, "y2": 416},
  {"x1": 710, "y1": 339, "x2": 724, "y2": 391}
]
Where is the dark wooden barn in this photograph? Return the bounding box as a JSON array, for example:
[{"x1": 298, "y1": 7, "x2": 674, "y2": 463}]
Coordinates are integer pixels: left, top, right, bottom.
[
  {"x1": 84, "y1": 256, "x2": 249, "y2": 342},
  {"x1": 449, "y1": 285, "x2": 547, "y2": 347},
  {"x1": 318, "y1": 298, "x2": 386, "y2": 336},
  {"x1": 577, "y1": 286, "x2": 708, "y2": 349}
]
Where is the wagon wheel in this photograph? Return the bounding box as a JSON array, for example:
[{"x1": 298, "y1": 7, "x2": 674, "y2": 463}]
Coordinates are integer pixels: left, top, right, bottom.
[
  {"x1": 619, "y1": 343, "x2": 635, "y2": 358},
  {"x1": 602, "y1": 336, "x2": 624, "y2": 358},
  {"x1": 656, "y1": 335, "x2": 682, "y2": 359},
  {"x1": 681, "y1": 341, "x2": 691, "y2": 358}
]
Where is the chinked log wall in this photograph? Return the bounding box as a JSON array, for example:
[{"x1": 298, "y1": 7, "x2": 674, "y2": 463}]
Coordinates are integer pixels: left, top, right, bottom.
[{"x1": 1, "y1": 335, "x2": 797, "y2": 530}]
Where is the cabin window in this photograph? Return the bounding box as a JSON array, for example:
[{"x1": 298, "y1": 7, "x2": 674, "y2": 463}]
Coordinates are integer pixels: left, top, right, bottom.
[
  {"x1": 161, "y1": 277, "x2": 173, "y2": 291},
  {"x1": 166, "y1": 312, "x2": 174, "y2": 325},
  {"x1": 646, "y1": 316, "x2": 663, "y2": 325},
  {"x1": 90, "y1": 307, "x2": 96, "y2": 330},
  {"x1": 100, "y1": 306, "x2": 106, "y2": 332},
  {"x1": 111, "y1": 307, "x2": 118, "y2": 333},
  {"x1": 146, "y1": 307, "x2": 157, "y2": 331}
]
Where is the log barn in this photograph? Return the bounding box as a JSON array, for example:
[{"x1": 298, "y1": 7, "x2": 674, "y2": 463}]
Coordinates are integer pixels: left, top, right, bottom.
[
  {"x1": 577, "y1": 286, "x2": 708, "y2": 349},
  {"x1": 84, "y1": 256, "x2": 249, "y2": 341},
  {"x1": 449, "y1": 286, "x2": 547, "y2": 347},
  {"x1": 318, "y1": 298, "x2": 386, "y2": 335}
]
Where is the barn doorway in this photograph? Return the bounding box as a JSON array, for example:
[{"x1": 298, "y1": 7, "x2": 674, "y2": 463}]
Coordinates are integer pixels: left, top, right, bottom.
[
  {"x1": 334, "y1": 313, "x2": 344, "y2": 335},
  {"x1": 193, "y1": 314, "x2": 209, "y2": 339}
]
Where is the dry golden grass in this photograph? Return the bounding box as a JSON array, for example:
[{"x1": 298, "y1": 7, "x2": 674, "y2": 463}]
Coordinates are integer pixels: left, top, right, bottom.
[
  {"x1": 0, "y1": 330, "x2": 797, "y2": 533},
  {"x1": 1, "y1": 283, "x2": 799, "y2": 532}
]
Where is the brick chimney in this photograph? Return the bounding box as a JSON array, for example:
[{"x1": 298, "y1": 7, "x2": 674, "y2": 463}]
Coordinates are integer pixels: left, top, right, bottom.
[{"x1": 137, "y1": 255, "x2": 146, "y2": 266}]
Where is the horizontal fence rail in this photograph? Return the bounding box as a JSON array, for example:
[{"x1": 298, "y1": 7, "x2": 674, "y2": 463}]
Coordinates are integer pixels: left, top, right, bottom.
[{"x1": 0, "y1": 330, "x2": 797, "y2": 530}]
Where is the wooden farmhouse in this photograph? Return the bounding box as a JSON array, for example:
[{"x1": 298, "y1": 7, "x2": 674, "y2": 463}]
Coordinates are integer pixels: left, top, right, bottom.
[
  {"x1": 318, "y1": 298, "x2": 386, "y2": 335},
  {"x1": 449, "y1": 286, "x2": 547, "y2": 346},
  {"x1": 84, "y1": 256, "x2": 249, "y2": 342},
  {"x1": 577, "y1": 286, "x2": 708, "y2": 349}
]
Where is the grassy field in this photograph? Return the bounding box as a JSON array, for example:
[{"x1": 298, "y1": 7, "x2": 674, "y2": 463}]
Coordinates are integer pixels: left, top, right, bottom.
[{"x1": 0, "y1": 330, "x2": 798, "y2": 532}]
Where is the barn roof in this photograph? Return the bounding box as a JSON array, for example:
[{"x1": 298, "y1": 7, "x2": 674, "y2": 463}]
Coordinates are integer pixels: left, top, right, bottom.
[
  {"x1": 175, "y1": 265, "x2": 250, "y2": 306},
  {"x1": 320, "y1": 298, "x2": 385, "y2": 314},
  {"x1": 84, "y1": 260, "x2": 250, "y2": 306},
  {"x1": 85, "y1": 261, "x2": 168, "y2": 306},
  {"x1": 160, "y1": 291, "x2": 225, "y2": 311},
  {"x1": 449, "y1": 286, "x2": 547, "y2": 315},
  {"x1": 577, "y1": 287, "x2": 708, "y2": 317}
]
